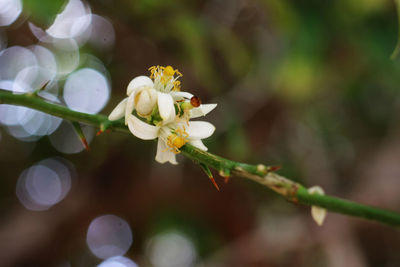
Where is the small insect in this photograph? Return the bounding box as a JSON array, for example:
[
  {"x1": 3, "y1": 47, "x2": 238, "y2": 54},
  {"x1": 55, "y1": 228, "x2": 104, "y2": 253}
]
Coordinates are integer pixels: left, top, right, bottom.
[{"x1": 190, "y1": 96, "x2": 201, "y2": 107}]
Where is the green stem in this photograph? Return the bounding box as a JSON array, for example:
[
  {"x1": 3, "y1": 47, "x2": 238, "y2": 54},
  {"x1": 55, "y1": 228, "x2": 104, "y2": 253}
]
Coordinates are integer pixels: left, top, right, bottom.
[
  {"x1": 1, "y1": 89, "x2": 400, "y2": 227},
  {"x1": 0, "y1": 90, "x2": 128, "y2": 133}
]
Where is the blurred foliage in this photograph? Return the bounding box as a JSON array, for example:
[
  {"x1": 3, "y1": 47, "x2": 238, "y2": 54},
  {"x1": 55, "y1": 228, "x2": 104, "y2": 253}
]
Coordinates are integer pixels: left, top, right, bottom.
[
  {"x1": 23, "y1": 0, "x2": 65, "y2": 25},
  {"x1": 2, "y1": 0, "x2": 400, "y2": 266}
]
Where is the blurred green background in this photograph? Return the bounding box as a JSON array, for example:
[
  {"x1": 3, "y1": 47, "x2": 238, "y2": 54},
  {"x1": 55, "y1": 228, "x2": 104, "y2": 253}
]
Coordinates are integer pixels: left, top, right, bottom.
[{"x1": 1, "y1": 0, "x2": 400, "y2": 266}]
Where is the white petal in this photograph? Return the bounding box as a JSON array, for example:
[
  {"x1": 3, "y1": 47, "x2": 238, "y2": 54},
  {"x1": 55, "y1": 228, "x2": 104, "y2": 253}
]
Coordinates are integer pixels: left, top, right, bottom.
[
  {"x1": 190, "y1": 104, "x2": 217, "y2": 118},
  {"x1": 125, "y1": 92, "x2": 135, "y2": 125},
  {"x1": 308, "y1": 186, "x2": 324, "y2": 195},
  {"x1": 186, "y1": 121, "x2": 215, "y2": 140},
  {"x1": 308, "y1": 186, "x2": 327, "y2": 226},
  {"x1": 127, "y1": 76, "x2": 153, "y2": 96},
  {"x1": 189, "y1": 139, "x2": 208, "y2": 151},
  {"x1": 170, "y1": 91, "x2": 193, "y2": 100},
  {"x1": 311, "y1": 206, "x2": 327, "y2": 226},
  {"x1": 157, "y1": 92, "x2": 176, "y2": 124},
  {"x1": 155, "y1": 139, "x2": 178, "y2": 164},
  {"x1": 126, "y1": 114, "x2": 158, "y2": 140},
  {"x1": 108, "y1": 97, "x2": 128, "y2": 121},
  {"x1": 135, "y1": 87, "x2": 158, "y2": 116}
]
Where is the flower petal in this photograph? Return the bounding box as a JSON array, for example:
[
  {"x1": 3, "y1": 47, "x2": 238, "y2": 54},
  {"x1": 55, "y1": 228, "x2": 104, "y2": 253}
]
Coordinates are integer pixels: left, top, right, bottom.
[
  {"x1": 155, "y1": 139, "x2": 177, "y2": 164},
  {"x1": 126, "y1": 114, "x2": 158, "y2": 140},
  {"x1": 170, "y1": 91, "x2": 193, "y2": 100},
  {"x1": 189, "y1": 139, "x2": 208, "y2": 151},
  {"x1": 190, "y1": 104, "x2": 217, "y2": 118},
  {"x1": 108, "y1": 97, "x2": 128, "y2": 121},
  {"x1": 125, "y1": 92, "x2": 136, "y2": 125},
  {"x1": 186, "y1": 121, "x2": 216, "y2": 140},
  {"x1": 308, "y1": 186, "x2": 324, "y2": 195},
  {"x1": 157, "y1": 92, "x2": 176, "y2": 124},
  {"x1": 135, "y1": 87, "x2": 158, "y2": 116},
  {"x1": 127, "y1": 75, "x2": 153, "y2": 96},
  {"x1": 308, "y1": 186, "x2": 327, "y2": 226},
  {"x1": 311, "y1": 206, "x2": 327, "y2": 226}
]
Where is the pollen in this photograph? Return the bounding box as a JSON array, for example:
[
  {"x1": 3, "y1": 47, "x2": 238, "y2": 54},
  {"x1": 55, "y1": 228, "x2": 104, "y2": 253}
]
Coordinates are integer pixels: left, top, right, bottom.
[
  {"x1": 166, "y1": 127, "x2": 189, "y2": 153},
  {"x1": 148, "y1": 65, "x2": 183, "y2": 92},
  {"x1": 168, "y1": 134, "x2": 186, "y2": 149},
  {"x1": 164, "y1": 66, "x2": 175, "y2": 76}
]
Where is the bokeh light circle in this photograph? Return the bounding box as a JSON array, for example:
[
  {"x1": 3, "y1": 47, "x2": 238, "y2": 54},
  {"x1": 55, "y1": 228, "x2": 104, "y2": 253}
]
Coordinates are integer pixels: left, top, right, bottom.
[
  {"x1": 30, "y1": 45, "x2": 58, "y2": 74},
  {"x1": 97, "y1": 256, "x2": 138, "y2": 267},
  {"x1": 49, "y1": 121, "x2": 94, "y2": 154},
  {"x1": 146, "y1": 231, "x2": 197, "y2": 267},
  {"x1": 0, "y1": 46, "x2": 37, "y2": 83},
  {"x1": 46, "y1": 0, "x2": 92, "y2": 40},
  {"x1": 0, "y1": 0, "x2": 22, "y2": 27},
  {"x1": 64, "y1": 68, "x2": 110, "y2": 113},
  {"x1": 86, "y1": 215, "x2": 133, "y2": 259},
  {"x1": 88, "y1": 15, "x2": 115, "y2": 50},
  {"x1": 16, "y1": 158, "x2": 72, "y2": 211}
]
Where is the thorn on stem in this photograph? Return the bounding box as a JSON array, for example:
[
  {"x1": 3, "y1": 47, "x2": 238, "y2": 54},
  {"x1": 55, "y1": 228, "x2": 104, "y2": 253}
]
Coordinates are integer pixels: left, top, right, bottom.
[
  {"x1": 39, "y1": 80, "x2": 50, "y2": 90},
  {"x1": 200, "y1": 163, "x2": 220, "y2": 191},
  {"x1": 72, "y1": 122, "x2": 90, "y2": 151},
  {"x1": 257, "y1": 164, "x2": 281, "y2": 175},
  {"x1": 81, "y1": 138, "x2": 91, "y2": 152},
  {"x1": 209, "y1": 176, "x2": 220, "y2": 191},
  {"x1": 268, "y1": 165, "x2": 281, "y2": 172},
  {"x1": 31, "y1": 80, "x2": 51, "y2": 96}
]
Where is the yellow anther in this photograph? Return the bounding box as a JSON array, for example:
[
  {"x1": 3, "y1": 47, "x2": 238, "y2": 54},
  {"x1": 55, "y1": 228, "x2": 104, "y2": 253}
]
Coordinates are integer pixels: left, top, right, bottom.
[
  {"x1": 167, "y1": 134, "x2": 187, "y2": 153},
  {"x1": 165, "y1": 127, "x2": 189, "y2": 153},
  {"x1": 148, "y1": 66, "x2": 159, "y2": 79},
  {"x1": 168, "y1": 134, "x2": 186, "y2": 149},
  {"x1": 173, "y1": 80, "x2": 181, "y2": 91},
  {"x1": 148, "y1": 65, "x2": 183, "y2": 92},
  {"x1": 164, "y1": 66, "x2": 175, "y2": 76}
]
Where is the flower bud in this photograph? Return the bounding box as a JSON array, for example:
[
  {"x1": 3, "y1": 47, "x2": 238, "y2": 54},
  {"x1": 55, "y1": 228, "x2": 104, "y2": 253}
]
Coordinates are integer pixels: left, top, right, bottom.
[
  {"x1": 134, "y1": 86, "x2": 157, "y2": 117},
  {"x1": 127, "y1": 76, "x2": 153, "y2": 96}
]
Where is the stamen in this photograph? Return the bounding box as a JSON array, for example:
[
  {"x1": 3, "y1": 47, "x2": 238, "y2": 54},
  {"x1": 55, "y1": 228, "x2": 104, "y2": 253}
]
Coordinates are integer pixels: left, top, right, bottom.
[
  {"x1": 148, "y1": 66, "x2": 158, "y2": 79},
  {"x1": 164, "y1": 66, "x2": 175, "y2": 76},
  {"x1": 165, "y1": 126, "x2": 189, "y2": 154},
  {"x1": 148, "y1": 65, "x2": 183, "y2": 92},
  {"x1": 173, "y1": 80, "x2": 181, "y2": 91}
]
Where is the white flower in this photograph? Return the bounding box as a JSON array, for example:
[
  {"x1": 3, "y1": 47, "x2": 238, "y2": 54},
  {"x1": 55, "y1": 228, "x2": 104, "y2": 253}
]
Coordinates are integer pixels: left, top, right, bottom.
[
  {"x1": 308, "y1": 186, "x2": 327, "y2": 226},
  {"x1": 108, "y1": 65, "x2": 218, "y2": 164},
  {"x1": 108, "y1": 66, "x2": 217, "y2": 124},
  {"x1": 126, "y1": 113, "x2": 215, "y2": 164},
  {"x1": 108, "y1": 66, "x2": 183, "y2": 124}
]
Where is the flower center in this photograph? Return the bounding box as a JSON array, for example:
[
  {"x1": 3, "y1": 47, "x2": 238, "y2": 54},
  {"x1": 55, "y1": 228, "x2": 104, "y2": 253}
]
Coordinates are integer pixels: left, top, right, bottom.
[
  {"x1": 148, "y1": 65, "x2": 182, "y2": 92},
  {"x1": 164, "y1": 126, "x2": 188, "y2": 153}
]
